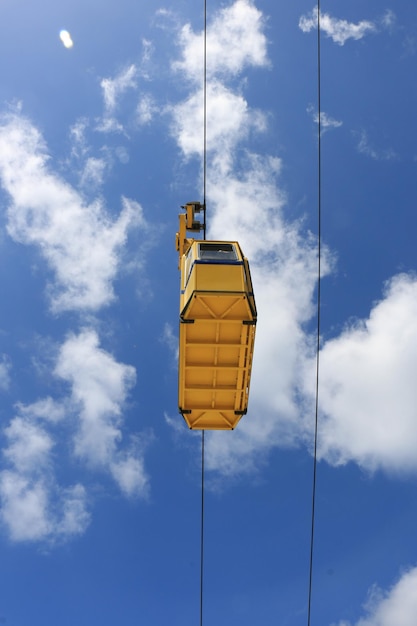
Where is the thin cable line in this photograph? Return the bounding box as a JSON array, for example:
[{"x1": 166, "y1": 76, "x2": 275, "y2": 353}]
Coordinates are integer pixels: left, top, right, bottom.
[
  {"x1": 203, "y1": 0, "x2": 207, "y2": 241},
  {"x1": 200, "y1": 2, "x2": 207, "y2": 624},
  {"x1": 307, "y1": 3, "x2": 322, "y2": 625},
  {"x1": 199, "y1": 430, "x2": 205, "y2": 626}
]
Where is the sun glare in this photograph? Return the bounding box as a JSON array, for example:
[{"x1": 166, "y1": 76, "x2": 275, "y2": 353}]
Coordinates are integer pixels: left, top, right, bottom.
[{"x1": 59, "y1": 29, "x2": 74, "y2": 49}]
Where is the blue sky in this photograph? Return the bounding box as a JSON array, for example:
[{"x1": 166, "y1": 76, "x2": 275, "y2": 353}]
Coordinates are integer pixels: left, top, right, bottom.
[{"x1": 0, "y1": 0, "x2": 417, "y2": 624}]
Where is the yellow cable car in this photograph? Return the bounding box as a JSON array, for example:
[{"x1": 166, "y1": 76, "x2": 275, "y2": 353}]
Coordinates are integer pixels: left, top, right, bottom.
[{"x1": 176, "y1": 202, "x2": 257, "y2": 430}]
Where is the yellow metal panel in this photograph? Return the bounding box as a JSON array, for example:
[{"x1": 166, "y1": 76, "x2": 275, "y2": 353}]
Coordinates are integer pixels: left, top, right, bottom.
[{"x1": 179, "y1": 296, "x2": 256, "y2": 430}]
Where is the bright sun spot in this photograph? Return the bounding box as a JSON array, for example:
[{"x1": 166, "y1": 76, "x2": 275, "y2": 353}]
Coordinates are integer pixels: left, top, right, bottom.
[{"x1": 59, "y1": 30, "x2": 74, "y2": 49}]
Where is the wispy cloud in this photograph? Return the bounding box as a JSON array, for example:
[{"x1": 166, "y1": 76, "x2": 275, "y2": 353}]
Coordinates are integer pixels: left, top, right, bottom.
[
  {"x1": 95, "y1": 54, "x2": 161, "y2": 133},
  {"x1": 98, "y1": 64, "x2": 138, "y2": 133},
  {"x1": 70, "y1": 117, "x2": 89, "y2": 153},
  {"x1": 139, "y1": 39, "x2": 154, "y2": 80},
  {"x1": 68, "y1": 118, "x2": 122, "y2": 191},
  {"x1": 0, "y1": 354, "x2": 11, "y2": 391},
  {"x1": 380, "y1": 9, "x2": 396, "y2": 31},
  {"x1": 402, "y1": 35, "x2": 417, "y2": 58},
  {"x1": 299, "y1": 7, "x2": 376, "y2": 46},
  {"x1": 336, "y1": 566, "x2": 417, "y2": 625},
  {"x1": 307, "y1": 105, "x2": 343, "y2": 134},
  {"x1": 80, "y1": 156, "x2": 109, "y2": 188},
  {"x1": 355, "y1": 129, "x2": 398, "y2": 161},
  {"x1": 136, "y1": 94, "x2": 157, "y2": 126},
  {"x1": 0, "y1": 112, "x2": 143, "y2": 313},
  {"x1": 54, "y1": 329, "x2": 149, "y2": 498},
  {"x1": 161, "y1": 323, "x2": 178, "y2": 362}
]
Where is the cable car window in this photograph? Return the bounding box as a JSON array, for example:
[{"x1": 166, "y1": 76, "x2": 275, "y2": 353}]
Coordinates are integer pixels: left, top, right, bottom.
[
  {"x1": 198, "y1": 243, "x2": 238, "y2": 261},
  {"x1": 185, "y1": 246, "x2": 194, "y2": 282}
]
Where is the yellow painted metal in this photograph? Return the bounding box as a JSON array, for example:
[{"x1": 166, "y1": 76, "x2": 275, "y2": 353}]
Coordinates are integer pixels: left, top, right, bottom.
[{"x1": 178, "y1": 239, "x2": 256, "y2": 430}]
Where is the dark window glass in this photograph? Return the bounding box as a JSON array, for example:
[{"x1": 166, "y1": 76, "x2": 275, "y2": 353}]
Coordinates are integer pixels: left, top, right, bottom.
[
  {"x1": 185, "y1": 246, "x2": 193, "y2": 281},
  {"x1": 199, "y1": 243, "x2": 237, "y2": 261}
]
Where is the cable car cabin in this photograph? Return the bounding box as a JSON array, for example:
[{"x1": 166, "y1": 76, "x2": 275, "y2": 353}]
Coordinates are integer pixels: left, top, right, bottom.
[
  {"x1": 179, "y1": 241, "x2": 257, "y2": 429},
  {"x1": 176, "y1": 203, "x2": 257, "y2": 430}
]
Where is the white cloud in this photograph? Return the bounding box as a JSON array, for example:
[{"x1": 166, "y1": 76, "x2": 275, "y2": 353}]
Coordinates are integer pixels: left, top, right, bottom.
[
  {"x1": 16, "y1": 397, "x2": 66, "y2": 423},
  {"x1": 0, "y1": 413, "x2": 89, "y2": 543},
  {"x1": 204, "y1": 159, "x2": 326, "y2": 476},
  {"x1": 168, "y1": 1, "x2": 417, "y2": 483},
  {"x1": 173, "y1": 0, "x2": 268, "y2": 81},
  {"x1": 167, "y1": 0, "x2": 332, "y2": 477},
  {"x1": 170, "y1": 0, "x2": 269, "y2": 174},
  {"x1": 171, "y1": 82, "x2": 267, "y2": 173},
  {"x1": 301, "y1": 274, "x2": 417, "y2": 473},
  {"x1": 0, "y1": 471, "x2": 53, "y2": 541},
  {"x1": 0, "y1": 325, "x2": 150, "y2": 542},
  {"x1": 0, "y1": 113, "x2": 143, "y2": 313},
  {"x1": 110, "y1": 444, "x2": 149, "y2": 498},
  {"x1": 54, "y1": 329, "x2": 149, "y2": 497},
  {"x1": 167, "y1": 0, "x2": 417, "y2": 483},
  {"x1": 299, "y1": 7, "x2": 376, "y2": 46},
  {"x1": 336, "y1": 567, "x2": 417, "y2": 626},
  {"x1": 0, "y1": 354, "x2": 11, "y2": 391},
  {"x1": 3, "y1": 416, "x2": 53, "y2": 474}
]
